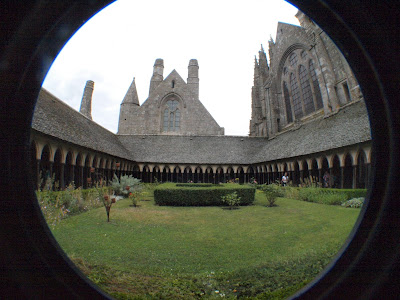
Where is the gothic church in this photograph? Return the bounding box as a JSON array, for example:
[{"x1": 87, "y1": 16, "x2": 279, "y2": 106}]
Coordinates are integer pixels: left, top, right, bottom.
[{"x1": 30, "y1": 10, "x2": 372, "y2": 190}]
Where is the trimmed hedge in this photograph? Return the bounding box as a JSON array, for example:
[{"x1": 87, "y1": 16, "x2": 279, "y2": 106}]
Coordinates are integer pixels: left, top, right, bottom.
[
  {"x1": 154, "y1": 183, "x2": 255, "y2": 206},
  {"x1": 175, "y1": 183, "x2": 215, "y2": 188}
]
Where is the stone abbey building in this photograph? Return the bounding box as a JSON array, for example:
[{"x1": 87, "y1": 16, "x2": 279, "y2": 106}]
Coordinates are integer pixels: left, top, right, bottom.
[{"x1": 30, "y1": 11, "x2": 372, "y2": 190}]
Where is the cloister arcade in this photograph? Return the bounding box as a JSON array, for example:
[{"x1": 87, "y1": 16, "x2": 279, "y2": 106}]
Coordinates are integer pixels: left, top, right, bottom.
[{"x1": 31, "y1": 133, "x2": 372, "y2": 190}]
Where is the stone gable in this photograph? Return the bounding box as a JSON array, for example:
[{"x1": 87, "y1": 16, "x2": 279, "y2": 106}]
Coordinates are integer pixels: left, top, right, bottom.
[{"x1": 118, "y1": 59, "x2": 224, "y2": 136}]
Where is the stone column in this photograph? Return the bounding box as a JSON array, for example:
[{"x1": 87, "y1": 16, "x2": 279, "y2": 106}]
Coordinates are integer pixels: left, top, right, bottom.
[
  {"x1": 340, "y1": 167, "x2": 345, "y2": 189},
  {"x1": 79, "y1": 166, "x2": 84, "y2": 188},
  {"x1": 329, "y1": 167, "x2": 333, "y2": 188},
  {"x1": 353, "y1": 165, "x2": 357, "y2": 189},
  {"x1": 318, "y1": 168, "x2": 322, "y2": 186},
  {"x1": 59, "y1": 163, "x2": 65, "y2": 190}
]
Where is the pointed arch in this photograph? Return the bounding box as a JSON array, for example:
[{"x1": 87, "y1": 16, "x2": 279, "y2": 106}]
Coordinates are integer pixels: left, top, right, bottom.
[
  {"x1": 183, "y1": 166, "x2": 193, "y2": 183},
  {"x1": 331, "y1": 154, "x2": 341, "y2": 188},
  {"x1": 142, "y1": 165, "x2": 151, "y2": 183},
  {"x1": 226, "y1": 166, "x2": 235, "y2": 182},
  {"x1": 39, "y1": 145, "x2": 52, "y2": 189},
  {"x1": 173, "y1": 166, "x2": 182, "y2": 183},
  {"x1": 293, "y1": 161, "x2": 300, "y2": 186},
  {"x1": 237, "y1": 166, "x2": 245, "y2": 184},
  {"x1": 216, "y1": 167, "x2": 224, "y2": 183}
]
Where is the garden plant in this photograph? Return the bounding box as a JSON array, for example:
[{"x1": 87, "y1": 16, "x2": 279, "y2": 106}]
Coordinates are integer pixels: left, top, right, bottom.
[{"x1": 221, "y1": 191, "x2": 241, "y2": 209}]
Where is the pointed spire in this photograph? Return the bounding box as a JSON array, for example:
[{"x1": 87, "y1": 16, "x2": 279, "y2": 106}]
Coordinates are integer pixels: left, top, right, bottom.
[
  {"x1": 269, "y1": 35, "x2": 274, "y2": 44},
  {"x1": 258, "y1": 44, "x2": 269, "y2": 71},
  {"x1": 122, "y1": 77, "x2": 140, "y2": 105},
  {"x1": 253, "y1": 56, "x2": 259, "y2": 85}
]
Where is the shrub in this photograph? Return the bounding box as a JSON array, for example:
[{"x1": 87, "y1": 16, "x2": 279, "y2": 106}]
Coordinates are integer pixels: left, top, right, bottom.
[
  {"x1": 261, "y1": 184, "x2": 281, "y2": 207},
  {"x1": 111, "y1": 174, "x2": 142, "y2": 197},
  {"x1": 341, "y1": 197, "x2": 365, "y2": 208},
  {"x1": 260, "y1": 184, "x2": 284, "y2": 197},
  {"x1": 221, "y1": 192, "x2": 241, "y2": 209},
  {"x1": 36, "y1": 184, "x2": 106, "y2": 228},
  {"x1": 154, "y1": 183, "x2": 255, "y2": 206},
  {"x1": 297, "y1": 188, "x2": 361, "y2": 205}
]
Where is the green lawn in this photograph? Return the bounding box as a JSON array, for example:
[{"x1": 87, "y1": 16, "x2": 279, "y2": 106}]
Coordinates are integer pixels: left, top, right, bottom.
[{"x1": 51, "y1": 188, "x2": 361, "y2": 299}]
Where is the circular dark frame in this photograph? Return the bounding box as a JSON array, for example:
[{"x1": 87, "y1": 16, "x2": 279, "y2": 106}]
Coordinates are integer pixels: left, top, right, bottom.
[{"x1": 1, "y1": 1, "x2": 399, "y2": 299}]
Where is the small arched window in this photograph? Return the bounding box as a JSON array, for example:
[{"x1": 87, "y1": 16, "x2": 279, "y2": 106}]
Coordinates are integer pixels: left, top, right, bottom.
[{"x1": 163, "y1": 100, "x2": 180, "y2": 132}]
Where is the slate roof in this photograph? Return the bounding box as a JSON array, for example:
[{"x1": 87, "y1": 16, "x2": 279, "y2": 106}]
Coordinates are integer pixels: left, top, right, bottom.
[
  {"x1": 251, "y1": 100, "x2": 372, "y2": 162},
  {"x1": 117, "y1": 100, "x2": 371, "y2": 164},
  {"x1": 31, "y1": 89, "x2": 132, "y2": 159},
  {"x1": 117, "y1": 135, "x2": 268, "y2": 165},
  {"x1": 32, "y1": 88, "x2": 371, "y2": 165}
]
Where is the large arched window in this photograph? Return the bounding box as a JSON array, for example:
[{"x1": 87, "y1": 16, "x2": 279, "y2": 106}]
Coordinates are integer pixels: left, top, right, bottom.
[
  {"x1": 309, "y1": 60, "x2": 323, "y2": 109},
  {"x1": 163, "y1": 99, "x2": 180, "y2": 132},
  {"x1": 299, "y1": 64, "x2": 315, "y2": 114},
  {"x1": 290, "y1": 72, "x2": 303, "y2": 119},
  {"x1": 282, "y1": 50, "x2": 325, "y2": 127},
  {"x1": 283, "y1": 81, "x2": 293, "y2": 123}
]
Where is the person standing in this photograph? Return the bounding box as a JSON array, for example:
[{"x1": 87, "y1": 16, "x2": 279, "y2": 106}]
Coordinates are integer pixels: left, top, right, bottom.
[{"x1": 282, "y1": 172, "x2": 288, "y2": 186}]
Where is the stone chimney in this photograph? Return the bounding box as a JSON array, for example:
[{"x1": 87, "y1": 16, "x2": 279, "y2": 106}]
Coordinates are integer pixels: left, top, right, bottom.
[
  {"x1": 79, "y1": 80, "x2": 94, "y2": 120},
  {"x1": 149, "y1": 59, "x2": 164, "y2": 96},
  {"x1": 187, "y1": 59, "x2": 199, "y2": 100}
]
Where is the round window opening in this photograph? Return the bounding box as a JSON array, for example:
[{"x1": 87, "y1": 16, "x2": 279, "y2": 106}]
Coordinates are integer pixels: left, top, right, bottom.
[{"x1": 2, "y1": 1, "x2": 399, "y2": 299}]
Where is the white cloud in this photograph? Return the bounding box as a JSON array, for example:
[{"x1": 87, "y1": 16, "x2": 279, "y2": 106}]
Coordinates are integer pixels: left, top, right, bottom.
[{"x1": 42, "y1": 0, "x2": 299, "y2": 136}]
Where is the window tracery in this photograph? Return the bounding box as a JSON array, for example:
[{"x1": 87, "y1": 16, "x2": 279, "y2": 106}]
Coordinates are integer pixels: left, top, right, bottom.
[
  {"x1": 309, "y1": 60, "x2": 323, "y2": 109},
  {"x1": 290, "y1": 72, "x2": 303, "y2": 119},
  {"x1": 280, "y1": 50, "x2": 324, "y2": 127},
  {"x1": 289, "y1": 52, "x2": 298, "y2": 67},
  {"x1": 163, "y1": 99, "x2": 180, "y2": 132},
  {"x1": 299, "y1": 65, "x2": 315, "y2": 114},
  {"x1": 283, "y1": 81, "x2": 293, "y2": 123}
]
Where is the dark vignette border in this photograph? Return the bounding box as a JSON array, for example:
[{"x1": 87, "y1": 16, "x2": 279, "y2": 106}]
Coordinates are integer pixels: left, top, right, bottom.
[{"x1": 0, "y1": 1, "x2": 399, "y2": 299}]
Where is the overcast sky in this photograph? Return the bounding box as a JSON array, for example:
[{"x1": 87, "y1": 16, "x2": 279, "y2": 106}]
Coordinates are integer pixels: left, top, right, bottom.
[{"x1": 42, "y1": 0, "x2": 299, "y2": 136}]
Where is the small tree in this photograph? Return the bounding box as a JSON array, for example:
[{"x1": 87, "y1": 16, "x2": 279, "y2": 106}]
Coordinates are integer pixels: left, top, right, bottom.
[
  {"x1": 262, "y1": 184, "x2": 281, "y2": 207},
  {"x1": 95, "y1": 185, "x2": 115, "y2": 222},
  {"x1": 221, "y1": 192, "x2": 241, "y2": 210}
]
